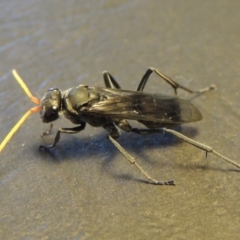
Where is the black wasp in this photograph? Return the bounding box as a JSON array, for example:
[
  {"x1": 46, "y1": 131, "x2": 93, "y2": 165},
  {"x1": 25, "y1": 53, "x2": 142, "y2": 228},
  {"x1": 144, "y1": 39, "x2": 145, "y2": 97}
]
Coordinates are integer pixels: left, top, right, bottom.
[{"x1": 1, "y1": 67, "x2": 240, "y2": 185}]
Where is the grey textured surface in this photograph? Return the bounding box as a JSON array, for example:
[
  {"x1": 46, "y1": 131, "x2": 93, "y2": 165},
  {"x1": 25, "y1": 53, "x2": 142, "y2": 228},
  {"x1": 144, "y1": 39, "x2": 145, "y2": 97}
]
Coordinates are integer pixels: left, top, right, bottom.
[{"x1": 1, "y1": 1, "x2": 240, "y2": 239}]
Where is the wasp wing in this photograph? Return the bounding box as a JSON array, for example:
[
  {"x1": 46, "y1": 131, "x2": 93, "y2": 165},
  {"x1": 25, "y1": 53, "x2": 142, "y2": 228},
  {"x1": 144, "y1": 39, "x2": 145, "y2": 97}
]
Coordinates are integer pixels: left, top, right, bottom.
[{"x1": 87, "y1": 87, "x2": 202, "y2": 124}]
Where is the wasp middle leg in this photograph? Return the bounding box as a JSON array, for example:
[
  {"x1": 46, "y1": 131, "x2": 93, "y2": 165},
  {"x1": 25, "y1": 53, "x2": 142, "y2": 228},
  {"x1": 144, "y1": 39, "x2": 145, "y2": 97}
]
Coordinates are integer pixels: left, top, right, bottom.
[{"x1": 104, "y1": 122, "x2": 174, "y2": 185}]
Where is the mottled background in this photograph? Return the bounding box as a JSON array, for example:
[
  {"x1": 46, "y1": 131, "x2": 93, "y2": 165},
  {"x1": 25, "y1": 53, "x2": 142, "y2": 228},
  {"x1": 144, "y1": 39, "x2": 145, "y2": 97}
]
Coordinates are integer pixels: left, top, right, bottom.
[{"x1": 1, "y1": 1, "x2": 240, "y2": 239}]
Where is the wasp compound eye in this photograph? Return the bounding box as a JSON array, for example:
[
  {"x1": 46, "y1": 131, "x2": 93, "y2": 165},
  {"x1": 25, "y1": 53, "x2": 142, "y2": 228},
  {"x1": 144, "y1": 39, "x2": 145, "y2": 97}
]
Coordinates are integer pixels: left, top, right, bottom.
[{"x1": 40, "y1": 89, "x2": 61, "y2": 123}]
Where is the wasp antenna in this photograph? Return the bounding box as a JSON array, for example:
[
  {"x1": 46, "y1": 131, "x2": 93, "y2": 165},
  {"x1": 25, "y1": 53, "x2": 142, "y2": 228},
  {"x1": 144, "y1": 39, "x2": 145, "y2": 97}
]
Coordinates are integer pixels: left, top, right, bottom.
[
  {"x1": 0, "y1": 106, "x2": 41, "y2": 153},
  {"x1": 12, "y1": 69, "x2": 41, "y2": 105}
]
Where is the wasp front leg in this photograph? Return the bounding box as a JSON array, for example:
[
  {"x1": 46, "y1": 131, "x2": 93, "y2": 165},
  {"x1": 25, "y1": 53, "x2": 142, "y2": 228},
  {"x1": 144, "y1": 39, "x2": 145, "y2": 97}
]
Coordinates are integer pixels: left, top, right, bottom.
[
  {"x1": 39, "y1": 123, "x2": 86, "y2": 149},
  {"x1": 40, "y1": 123, "x2": 54, "y2": 137}
]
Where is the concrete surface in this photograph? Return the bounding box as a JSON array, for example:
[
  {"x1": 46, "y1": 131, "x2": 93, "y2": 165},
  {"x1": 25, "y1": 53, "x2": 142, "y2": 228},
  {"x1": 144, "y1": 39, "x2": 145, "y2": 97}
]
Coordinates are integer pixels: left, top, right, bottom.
[{"x1": 0, "y1": 1, "x2": 240, "y2": 239}]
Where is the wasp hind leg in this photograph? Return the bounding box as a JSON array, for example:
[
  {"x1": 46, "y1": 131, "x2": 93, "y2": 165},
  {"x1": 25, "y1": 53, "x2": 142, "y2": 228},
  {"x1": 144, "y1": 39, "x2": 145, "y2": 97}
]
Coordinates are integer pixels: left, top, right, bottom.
[
  {"x1": 137, "y1": 67, "x2": 215, "y2": 94},
  {"x1": 130, "y1": 127, "x2": 240, "y2": 170}
]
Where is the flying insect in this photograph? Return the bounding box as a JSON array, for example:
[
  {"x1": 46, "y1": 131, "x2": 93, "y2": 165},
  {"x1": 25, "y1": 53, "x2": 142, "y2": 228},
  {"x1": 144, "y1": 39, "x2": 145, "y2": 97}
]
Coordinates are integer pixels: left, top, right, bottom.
[{"x1": 1, "y1": 67, "x2": 239, "y2": 185}]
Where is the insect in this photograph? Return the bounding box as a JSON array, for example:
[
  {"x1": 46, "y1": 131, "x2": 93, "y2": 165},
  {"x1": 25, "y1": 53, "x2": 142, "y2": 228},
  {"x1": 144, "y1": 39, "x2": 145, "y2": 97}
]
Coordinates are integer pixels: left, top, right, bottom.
[{"x1": 1, "y1": 67, "x2": 239, "y2": 185}]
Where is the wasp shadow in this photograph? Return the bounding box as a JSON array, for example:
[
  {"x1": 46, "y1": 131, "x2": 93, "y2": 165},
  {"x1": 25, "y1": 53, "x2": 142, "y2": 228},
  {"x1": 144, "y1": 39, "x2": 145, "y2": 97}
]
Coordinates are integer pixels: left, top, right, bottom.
[
  {"x1": 31, "y1": 125, "x2": 237, "y2": 183},
  {"x1": 35, "y1": 125, "x2": 197, "y2": 160}
]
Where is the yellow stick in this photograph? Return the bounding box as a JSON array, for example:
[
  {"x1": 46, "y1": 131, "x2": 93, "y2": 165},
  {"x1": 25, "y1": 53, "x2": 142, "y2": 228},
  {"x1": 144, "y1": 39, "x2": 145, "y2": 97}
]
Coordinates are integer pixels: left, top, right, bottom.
[
  {"x1": 0, "y1": 106, "x2": 41, "y2": 152},
  {"x1": 12, "y1": 69, "x2": 40, "y2": 105},
  {"x1": 0, "y1": 70, "x2": 42, "y2": 153}
]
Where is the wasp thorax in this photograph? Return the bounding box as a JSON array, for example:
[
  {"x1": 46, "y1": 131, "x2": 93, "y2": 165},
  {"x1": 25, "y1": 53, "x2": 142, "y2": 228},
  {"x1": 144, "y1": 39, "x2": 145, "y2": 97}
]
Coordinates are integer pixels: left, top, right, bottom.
[
  {"x1": 40, "y1": 88, "x2": 62, "y2": 123},
  {"x1": 66, "y1": 85, "x2": 89, "y2": 109}
]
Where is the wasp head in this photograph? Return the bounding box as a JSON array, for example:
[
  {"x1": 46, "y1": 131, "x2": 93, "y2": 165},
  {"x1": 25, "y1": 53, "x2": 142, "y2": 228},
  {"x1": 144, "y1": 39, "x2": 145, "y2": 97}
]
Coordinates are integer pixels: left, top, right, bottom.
[{"x1": 40, "y1": 88, "x2": 62, "y2": 123}]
